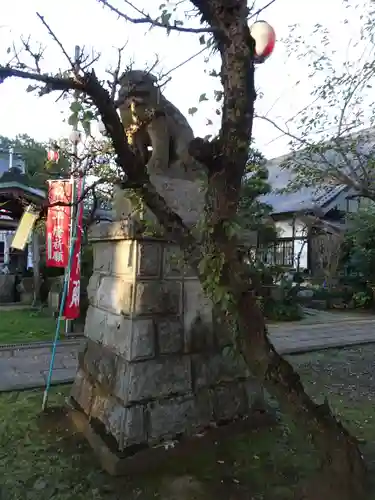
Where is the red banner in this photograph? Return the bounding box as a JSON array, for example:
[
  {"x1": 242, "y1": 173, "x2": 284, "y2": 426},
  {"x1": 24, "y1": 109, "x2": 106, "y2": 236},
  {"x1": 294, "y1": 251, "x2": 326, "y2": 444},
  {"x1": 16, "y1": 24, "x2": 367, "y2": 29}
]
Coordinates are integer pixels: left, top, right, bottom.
[
  {"x1": 46, "y1": 180, "x2": 72, "y2": 268},
  {"x1": 63, "y1": 177, "x2": 84, "y2": 320}
]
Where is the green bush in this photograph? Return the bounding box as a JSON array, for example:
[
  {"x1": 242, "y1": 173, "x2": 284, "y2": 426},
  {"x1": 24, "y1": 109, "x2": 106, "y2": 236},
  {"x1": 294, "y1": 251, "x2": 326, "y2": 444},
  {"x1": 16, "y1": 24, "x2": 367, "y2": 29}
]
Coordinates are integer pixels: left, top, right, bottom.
[
  {"x1": 309, "y1": 285, "x2": 354, "y2": 305},
  {"x1": 262, "y1": 279, "x2": 304, "y2": 321},
  {"x1": 352, "y1": 290, "x2": 373, "y2": 309},
  {"x1": 342, "y1": 207, "x2": 375, "y2": 289},
  {"x1": 264, "y1": 300, "x2": 303, "y2": 321}
]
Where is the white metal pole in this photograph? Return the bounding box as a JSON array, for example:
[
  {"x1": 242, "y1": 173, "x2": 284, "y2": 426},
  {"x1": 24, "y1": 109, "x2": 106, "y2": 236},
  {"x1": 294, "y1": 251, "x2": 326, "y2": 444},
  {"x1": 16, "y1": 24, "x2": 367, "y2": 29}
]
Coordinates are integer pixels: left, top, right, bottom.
[
  {"x1": 9, "y1": 147, "x2": 13, "y2": 170},
  {"x1": 65, "y1": 45, "x2": 81, "y2": 337}
]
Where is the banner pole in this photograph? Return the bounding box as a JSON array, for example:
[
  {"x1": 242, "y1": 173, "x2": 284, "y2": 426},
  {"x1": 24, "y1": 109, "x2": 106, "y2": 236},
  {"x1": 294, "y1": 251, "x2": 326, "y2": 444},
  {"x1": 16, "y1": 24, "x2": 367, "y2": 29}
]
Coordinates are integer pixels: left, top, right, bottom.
[{"x1": 65, "y1": 44, "x2": 81, "y2": 337}]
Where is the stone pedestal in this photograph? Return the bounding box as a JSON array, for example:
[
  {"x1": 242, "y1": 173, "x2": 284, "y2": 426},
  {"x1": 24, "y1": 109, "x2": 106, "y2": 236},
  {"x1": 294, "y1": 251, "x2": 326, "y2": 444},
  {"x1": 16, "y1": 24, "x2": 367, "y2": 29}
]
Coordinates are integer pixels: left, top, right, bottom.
[
  {"x1": 18, "y1": 277, "x2": 34, "y2": 305},
  {"x1": 47, "y1": 276, "x2": 65, "y2": 314},
  {"x1": 0, "y1": 274, "x2": 16, "y2": 303},
  {"x1": 149, "y1": 172, "x2": 205, "y2": 226},
  {"x1": 70, "y1": 221, "x2": 264, "y2": 456},
  {"x1": 112, "y1": 168, "x2": 205, "y2": 228}
]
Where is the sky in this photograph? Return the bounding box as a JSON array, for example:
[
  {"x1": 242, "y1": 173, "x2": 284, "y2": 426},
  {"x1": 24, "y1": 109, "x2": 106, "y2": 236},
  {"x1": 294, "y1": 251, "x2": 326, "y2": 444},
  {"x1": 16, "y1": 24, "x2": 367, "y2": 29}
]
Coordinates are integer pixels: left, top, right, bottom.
[{"x1": 0, "y1": 0, "x2": 368, "y2": 159}]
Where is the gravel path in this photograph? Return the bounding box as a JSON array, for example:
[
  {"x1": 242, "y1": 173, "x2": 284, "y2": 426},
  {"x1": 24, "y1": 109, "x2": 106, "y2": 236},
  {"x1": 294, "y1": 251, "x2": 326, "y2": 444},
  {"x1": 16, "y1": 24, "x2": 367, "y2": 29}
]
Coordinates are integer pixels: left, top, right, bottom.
[{"x1": 290, "y1": 345, "x2": 375, "y2": 402}]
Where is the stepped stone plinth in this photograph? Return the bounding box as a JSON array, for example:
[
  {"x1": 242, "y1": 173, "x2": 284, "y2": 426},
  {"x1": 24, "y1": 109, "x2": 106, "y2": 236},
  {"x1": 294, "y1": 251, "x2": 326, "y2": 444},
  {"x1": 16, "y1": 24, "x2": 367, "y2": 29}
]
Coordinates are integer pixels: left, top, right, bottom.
[{"x1": 69, "y1": 220, "x2": 266, "y2": 471}]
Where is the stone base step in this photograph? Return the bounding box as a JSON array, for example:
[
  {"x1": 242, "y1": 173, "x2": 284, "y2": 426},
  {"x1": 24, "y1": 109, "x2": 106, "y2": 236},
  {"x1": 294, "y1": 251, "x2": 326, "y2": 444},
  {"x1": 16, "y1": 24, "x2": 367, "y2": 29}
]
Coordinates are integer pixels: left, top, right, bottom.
[{"x1": 67, "y1": 402, "x2": 275, "y2": 476}]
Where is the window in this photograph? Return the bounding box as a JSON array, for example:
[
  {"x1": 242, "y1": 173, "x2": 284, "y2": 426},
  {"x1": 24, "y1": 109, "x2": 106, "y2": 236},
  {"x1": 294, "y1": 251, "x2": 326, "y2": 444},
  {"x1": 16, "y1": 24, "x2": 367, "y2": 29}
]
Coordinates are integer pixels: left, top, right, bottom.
[
  {"x1": 258, "y1": 239, "x2": 295, "y2": 267},
  {"x1": 274, "y1": 240, "x2": 294, "y2": 267}
]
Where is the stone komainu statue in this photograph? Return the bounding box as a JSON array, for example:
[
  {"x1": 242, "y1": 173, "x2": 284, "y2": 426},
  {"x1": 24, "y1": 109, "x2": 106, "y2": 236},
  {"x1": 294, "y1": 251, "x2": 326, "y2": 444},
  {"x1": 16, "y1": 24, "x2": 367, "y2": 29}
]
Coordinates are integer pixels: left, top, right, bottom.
[{"x1": 116, "y1": 69, "x2": 195, "y2": 177}]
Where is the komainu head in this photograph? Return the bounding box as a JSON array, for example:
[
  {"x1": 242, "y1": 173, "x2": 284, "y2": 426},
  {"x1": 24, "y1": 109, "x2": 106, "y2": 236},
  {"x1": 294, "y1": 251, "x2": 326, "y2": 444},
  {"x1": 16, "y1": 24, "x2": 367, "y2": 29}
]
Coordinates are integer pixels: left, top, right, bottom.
[{"x1": 116, "y1": 70, "x2": 159, "y2": 108}]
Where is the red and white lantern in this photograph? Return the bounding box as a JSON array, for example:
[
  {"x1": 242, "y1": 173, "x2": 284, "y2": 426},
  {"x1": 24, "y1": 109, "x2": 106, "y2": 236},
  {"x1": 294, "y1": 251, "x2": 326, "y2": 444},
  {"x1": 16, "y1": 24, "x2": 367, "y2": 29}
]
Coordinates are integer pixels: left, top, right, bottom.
[
  {"x1": 249, "y1": 20, "x2": 276, "y2": 64},
  {"x1": 47, "y1": 150, "x2": 60, "y2": 162}
]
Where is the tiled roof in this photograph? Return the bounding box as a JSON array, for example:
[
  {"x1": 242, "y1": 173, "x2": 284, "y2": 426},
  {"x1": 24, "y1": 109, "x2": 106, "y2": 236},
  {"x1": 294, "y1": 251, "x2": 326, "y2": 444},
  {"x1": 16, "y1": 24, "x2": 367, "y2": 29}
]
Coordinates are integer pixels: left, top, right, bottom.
[
  {"x1": 259, "y1": 126, "x2": 375, "y2": 215},
  {"x1": 259, "y1": 157, "x2": 347, "y2": 214}
]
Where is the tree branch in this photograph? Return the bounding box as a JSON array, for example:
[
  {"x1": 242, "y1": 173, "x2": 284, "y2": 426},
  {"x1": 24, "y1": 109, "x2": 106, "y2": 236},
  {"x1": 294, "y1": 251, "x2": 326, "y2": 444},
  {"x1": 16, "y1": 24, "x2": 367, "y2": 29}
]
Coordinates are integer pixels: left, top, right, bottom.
[
  {"x1": 106, "y1": 43, "x2": 128, "y2": 100},
  {"x1": 18, "y1": 36, "x2": 45, "y2": 73},
  {"x1": 0, "y1": 46, "x2": 203, "y2": 271},
  {"x1": 36, "y1": 13, "x2": 74, "y2": 70},
  {"x1": 248, "y1": 0, "x2": 277, "y2": 20},
  {"x1": 97, "y1": 0, "x2": 212, "y2": 34},
  {"x1": 189, "y1": 0, "x2": 256, "y2": 208},
  {"x1": 257, "y1": 114, "x2": 373, "y2": 194},
  {"x1": 0, "y1": 66, "x2": 84, "y2": 92}
]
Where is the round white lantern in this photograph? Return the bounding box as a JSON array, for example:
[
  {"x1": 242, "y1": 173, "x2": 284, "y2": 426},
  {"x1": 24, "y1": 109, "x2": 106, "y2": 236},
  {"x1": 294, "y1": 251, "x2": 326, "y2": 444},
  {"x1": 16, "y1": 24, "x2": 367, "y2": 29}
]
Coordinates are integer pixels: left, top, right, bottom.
[
  {"x1": 69, "y1": 130, "x2": 82, "y2": 144},
  {"x1": 249, "y1": 20, "x2": 276, "y2": 64}
]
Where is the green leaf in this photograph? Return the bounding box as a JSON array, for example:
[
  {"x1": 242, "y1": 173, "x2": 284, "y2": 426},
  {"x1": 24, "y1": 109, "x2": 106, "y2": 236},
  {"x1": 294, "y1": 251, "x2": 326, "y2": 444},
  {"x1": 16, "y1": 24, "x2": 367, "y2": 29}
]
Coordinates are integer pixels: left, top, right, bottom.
[
  {"x1": 199, "y1": 93, "x2": 208, "y2": 102},
  {"x1": 6, "y1": 47, "x2": 11, "y2": 54},
  {"x1": 197, "y1": 258, "x2": 207, "y2": 275},
  {"x1": 188, "y1": 107, "x2": 198, "y2": 116},
  {"x1": 214, "y1": 90, "x2": 223, "y2": 102},
  {"x1": 159, "y1": 3, "x2": 166, "y2": 8},
  {"x1": 226, "y1": 221, "x2": 242, "y2": 239},
  {"x1": 68, "y1": 113, "x2": 79, "y2": 128},
  {"x1": 70, "y1": 101, "x2": 82, "y2": 113},
  {"x1": 161, "y1": 10, "x2": 172, "y2": 25},
  {"x1": 83, "y1": 110, "x2": 94, "y2": 121},
  {"x1": 199, "y1": 35, "x2": 206, "y2": 45}
]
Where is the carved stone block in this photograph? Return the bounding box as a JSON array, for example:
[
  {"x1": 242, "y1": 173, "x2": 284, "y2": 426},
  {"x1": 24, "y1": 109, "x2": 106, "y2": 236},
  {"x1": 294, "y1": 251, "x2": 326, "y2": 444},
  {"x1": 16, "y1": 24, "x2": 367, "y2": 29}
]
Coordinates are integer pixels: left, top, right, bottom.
[
  {"x1": 156, "y1": 318, "x2": 184, "y2": 354},
  {"x1": 126, "y1": 357, "x2": 191, "y2": 404},
  {"x1": 136, "y1": 241, "x2": 162, "y2": 278},
  {"x1": 192, "y1": 351, "x2": 248, "y2": 390},
  {"x1": 133, "y1": 282, "x2": 182, "y2": 316},
  {"x1": 96, "y1": 277, "x2": 133, "y2": 315},
  {"x1": 93, "y1": 242, "x2": 115, "y2": 275},
  {"x1": 148, "y1": 396, "x2": 197, "y2": 442}
]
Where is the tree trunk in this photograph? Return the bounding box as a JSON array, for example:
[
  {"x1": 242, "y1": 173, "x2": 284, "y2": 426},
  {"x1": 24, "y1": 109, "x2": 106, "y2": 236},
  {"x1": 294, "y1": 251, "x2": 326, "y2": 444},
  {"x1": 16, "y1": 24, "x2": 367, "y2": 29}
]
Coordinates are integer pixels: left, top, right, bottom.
[
  {"x1": 31, "y1": 231, "x2": 41, "y2": 306},
  {"x1": 199, "y1": 151, "x2": 367, "y2": 499},
  {"x1": 234, "y1": 284, "x2": 367, "y2": 499},
  {"x1": 188, "y1": 2, "x2": 368, "y2": 494},
  {"x1": 201, "y1": 169, "x2": 367, "y2": 497}
]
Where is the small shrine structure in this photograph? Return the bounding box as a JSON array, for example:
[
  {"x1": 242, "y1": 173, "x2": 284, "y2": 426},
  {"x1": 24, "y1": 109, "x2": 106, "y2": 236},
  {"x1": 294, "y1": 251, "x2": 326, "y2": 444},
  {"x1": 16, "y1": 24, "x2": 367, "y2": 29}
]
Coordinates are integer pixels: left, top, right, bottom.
[{"x1": 0, "y1": 149, "x2": 46, "y2": 302}]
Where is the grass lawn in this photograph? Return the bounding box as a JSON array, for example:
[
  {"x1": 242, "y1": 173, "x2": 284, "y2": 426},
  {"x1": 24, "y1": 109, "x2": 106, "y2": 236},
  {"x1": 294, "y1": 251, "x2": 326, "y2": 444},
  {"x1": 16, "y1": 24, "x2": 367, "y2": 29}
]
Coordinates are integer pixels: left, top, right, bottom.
[
  {"x1": 1, "y1": 346, "x2": 375, "y2": 499},
  {"x1": 0, "y1": 309, "x2": 64, "y2": 344}
]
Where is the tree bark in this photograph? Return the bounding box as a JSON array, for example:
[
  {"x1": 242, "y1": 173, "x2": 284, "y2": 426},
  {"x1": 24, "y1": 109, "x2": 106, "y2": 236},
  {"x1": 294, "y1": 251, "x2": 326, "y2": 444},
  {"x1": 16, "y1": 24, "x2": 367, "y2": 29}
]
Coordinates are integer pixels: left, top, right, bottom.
[
  {"x1": 235, "y1": 290, "x2": 367, "y2": 499},
  {"x1": 187, "y1": 2, "x2": 368, "y2": 498}
]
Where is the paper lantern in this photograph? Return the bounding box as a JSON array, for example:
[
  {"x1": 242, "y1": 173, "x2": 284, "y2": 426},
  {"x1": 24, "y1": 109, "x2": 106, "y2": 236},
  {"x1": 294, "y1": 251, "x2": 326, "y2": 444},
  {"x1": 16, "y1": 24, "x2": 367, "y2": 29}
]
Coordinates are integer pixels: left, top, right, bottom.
[
  {"x1": 250, "y1": 20, "x2": 276, "y2": 64},
  {"x1": 47, "y1": 150, "x2": 59, "y2": 162}
]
